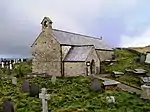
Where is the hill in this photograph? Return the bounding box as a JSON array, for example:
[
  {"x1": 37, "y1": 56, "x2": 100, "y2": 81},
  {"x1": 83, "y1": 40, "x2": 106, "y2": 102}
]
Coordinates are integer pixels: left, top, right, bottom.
[
  {"x1": 129, "y1": 45, "x2": 150, "y2": 54},
  {"x1": 101, "y1": 49, "x2": 150, "y2": 89}
]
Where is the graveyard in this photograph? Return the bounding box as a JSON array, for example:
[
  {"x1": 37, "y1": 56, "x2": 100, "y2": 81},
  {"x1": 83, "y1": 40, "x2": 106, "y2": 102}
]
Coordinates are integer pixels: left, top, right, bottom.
[
  {"x1": 0, "y1": 61, "x2": 150, "y2": 111},
  {"x1": 101, "y1": 48, "x2": 150, "y2": 89}
]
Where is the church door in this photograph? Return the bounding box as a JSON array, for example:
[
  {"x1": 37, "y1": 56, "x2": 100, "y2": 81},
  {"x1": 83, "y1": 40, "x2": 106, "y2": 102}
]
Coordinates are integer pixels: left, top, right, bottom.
[{"x1": 90, "y1": 59, "x2": 95, "y2": 74}]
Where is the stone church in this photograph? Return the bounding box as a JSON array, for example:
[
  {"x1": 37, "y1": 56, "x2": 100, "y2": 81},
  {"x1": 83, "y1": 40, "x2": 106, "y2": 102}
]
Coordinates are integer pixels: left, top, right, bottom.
[{"x1": 31, "y1": 17, "x2": 114, "y2": 76}]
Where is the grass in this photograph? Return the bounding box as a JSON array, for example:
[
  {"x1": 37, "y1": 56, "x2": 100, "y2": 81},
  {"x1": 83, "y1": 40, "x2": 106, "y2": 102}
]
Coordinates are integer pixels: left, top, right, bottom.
[
  {"x1": 1, "y1": 76, "x2": 150, "y2": 112},
  {"x1": 101, "y1": 49, "x2": 150, "y2": 88}
]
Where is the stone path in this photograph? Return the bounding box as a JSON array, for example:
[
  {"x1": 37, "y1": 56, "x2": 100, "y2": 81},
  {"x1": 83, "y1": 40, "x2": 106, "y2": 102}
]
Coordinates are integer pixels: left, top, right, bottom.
[{"x1": 93, "y1": 74, "x2": 142, "y2": 95}]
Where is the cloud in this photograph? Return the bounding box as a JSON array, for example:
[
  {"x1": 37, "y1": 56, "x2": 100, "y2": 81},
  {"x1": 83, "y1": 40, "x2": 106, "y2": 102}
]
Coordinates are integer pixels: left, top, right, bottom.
[
  {"x1": 120, "y1": 27, "x2": 150, "y2": 47},
  {"x1": 0, "y1": 0, "x2": 138, "y2": 57}
]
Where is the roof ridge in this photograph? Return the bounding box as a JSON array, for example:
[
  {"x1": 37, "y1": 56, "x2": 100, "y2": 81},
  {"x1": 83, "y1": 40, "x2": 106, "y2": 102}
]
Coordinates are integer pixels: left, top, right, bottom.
[{"x1": 52, "y1": 28, "x2": 102, "y2": 40}]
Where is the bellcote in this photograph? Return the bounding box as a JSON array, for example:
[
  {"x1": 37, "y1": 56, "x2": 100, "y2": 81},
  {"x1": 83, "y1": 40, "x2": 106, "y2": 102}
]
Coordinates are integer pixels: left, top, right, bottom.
[{"x1": 41, "y1": 17, "x2": 53, "y2": 31}]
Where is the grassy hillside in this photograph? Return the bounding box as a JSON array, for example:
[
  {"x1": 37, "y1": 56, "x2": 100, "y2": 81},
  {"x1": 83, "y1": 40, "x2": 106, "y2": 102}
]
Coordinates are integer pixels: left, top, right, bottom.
[
  {"x1": 1, "y1": 76, "x2": 150, "y2": 112},
  {"x1": 101, "y1": 49, "x2": 150, "y2": 88},
  {"x1": 102, "y1": 49, "x2": 150, "y2": 73},
  {"x1": 129, "y1": 45, "x2": 150, "y2": 54}
]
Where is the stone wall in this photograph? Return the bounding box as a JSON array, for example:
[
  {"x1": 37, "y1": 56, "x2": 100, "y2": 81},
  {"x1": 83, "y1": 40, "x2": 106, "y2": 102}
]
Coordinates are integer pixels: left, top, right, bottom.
[
  {"x1": 31, "y1": 29, "x2": 61, "y2": 76},
  {"x1": 64, "y1": 62, "x2": 85, "y2": 76},
  {"x1": 61, "y1": 46, "x2": 72, "y2": 60},
  {"x1": 96, "y1": 50, "x2": 114, "y2": 61},
  {"x1": 86, "y1": 47, "x2": 100, "y2": 74}
]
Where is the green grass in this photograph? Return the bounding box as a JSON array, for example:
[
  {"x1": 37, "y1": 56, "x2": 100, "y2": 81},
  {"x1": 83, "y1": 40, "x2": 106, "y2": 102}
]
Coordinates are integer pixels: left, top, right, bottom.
[
  {"x1": 1, "y1": 76, "x2": 150, "y2": 112},
  {"x1": 102, "y1": 49, "x2": 150, "y2": 73},
  {"x1": 102, "y1": 49, "x2": 150, "y2": 88}
]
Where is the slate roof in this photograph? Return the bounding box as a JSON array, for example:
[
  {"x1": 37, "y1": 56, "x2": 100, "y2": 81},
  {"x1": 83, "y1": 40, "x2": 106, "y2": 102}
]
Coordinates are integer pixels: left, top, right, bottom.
[
  {"x1": 52, "y1": 29, "x2": 113, "y2": 50},
  {"x1": 64, "y1": 46, "x2": 93, "y2": 62}
]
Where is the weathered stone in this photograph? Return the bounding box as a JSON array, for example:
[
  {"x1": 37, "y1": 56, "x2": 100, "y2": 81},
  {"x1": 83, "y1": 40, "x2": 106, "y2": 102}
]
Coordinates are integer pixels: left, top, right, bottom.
[
  {"x1": 22, "y1": 80, "x2": 30, "y2": 93},
  {"x1": 2, "y1": 99, "x2": 14, "y2": 112},
  {"x1": 30, "y1": 83, "x2": 40, "y2": 97},
  {"x1": 31, "y1": 17, "x2": 113, "y2": 77},
  {"x1": 141, "y1": 85, "x2": 150, "y2": 100},
  {"x1": 90, "y1": 79, "x2": 101, "y2": 91},
  {"x1": 106, "y1": 96, "x2": 115, "y2": 104}
]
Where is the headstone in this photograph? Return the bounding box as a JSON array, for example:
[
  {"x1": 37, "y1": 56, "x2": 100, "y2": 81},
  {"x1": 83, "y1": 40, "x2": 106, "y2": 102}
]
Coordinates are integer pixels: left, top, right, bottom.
[
  {"x1": 22, "y1": 80, "x2": 30, "y2": 93},
  {"x1": 141, "y1": 77, "x2": 150, "y2": 86},
  {"x1": 1, "y1": 62, "x2": 4, "y2": 68},
  {"x1": 140, "y1": 55, "x2": 146, "y2": 63},
  {"x1": 13, "y1": 59, "x2": 16, "y2": 64},
  {"x1": 125, "y1": 69, "x2": 134, "y2": 74},
  {"x1": 30, "y1": 83, "x2": 40, "y2": 97},
  {"x1": 21, "y1": 59, "x2": 24, "y2": 62},
  {"x1": 33, "y1": 75, "x2": 37, "y2": 78},
  {"x1": 141, "y1": 85, "x2": 150, "y2": 100},
  {"x1": 106, "y1": 96, "x2": 115, "y2": 104},
  {"x1": 145, "y1": 52, "x2": 150, "y2": 64},
  {"x1": 12, "y1": 77, "x2": 17, "y2": 85},
  {"x1": 39, "y1": 88, "x2": 50, "y2": 112},
  {"x1": 51, "y1": 76, "x2": 56, "y2": 84},
  {"x1": 27, "y1": 75, "x2": 30, "y2": 77},
  {"x1": 2, "y1": 98, "x2": 14, "y2": 112},
  {"x1": 9, "y1": 63, "x2": 12, "y2": 70},
  {"x1": 112, "y1": 71, "x2": 124, "y2": 78},
  {"x1": 90, "y1": 79, "x2": 101, "y2": 91},
  {"x1": 133, "y1": 69, "x2": 147, "y2": 76}
]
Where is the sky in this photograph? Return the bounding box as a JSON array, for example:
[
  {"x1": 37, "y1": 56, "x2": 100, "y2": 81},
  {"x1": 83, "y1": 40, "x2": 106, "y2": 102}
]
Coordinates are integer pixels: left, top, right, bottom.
[{"x1": 1, "y1": 0, "x2": 150, "y2": 57}]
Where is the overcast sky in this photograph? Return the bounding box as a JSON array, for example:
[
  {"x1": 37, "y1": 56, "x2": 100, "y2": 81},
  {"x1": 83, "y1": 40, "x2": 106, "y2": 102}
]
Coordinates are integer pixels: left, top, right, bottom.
[{"x1": 1, "y1": 0, "x2": 150, "y2": 57}]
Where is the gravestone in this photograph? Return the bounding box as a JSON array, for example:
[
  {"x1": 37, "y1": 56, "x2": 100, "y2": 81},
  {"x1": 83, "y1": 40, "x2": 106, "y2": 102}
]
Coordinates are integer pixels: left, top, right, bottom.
[
  {"x1": 30, "y1": 83, "x2": 40, "y2": 97},
  {"x1": 33, "y1": 75, "x2": 37, "y2": 78},
  {"x1": 12, "y1": 77, "x2": 17, "y2": 85},
  {"x1": 22, "y1": 80, "x2": 30, "y2": 93},
  {"x1": 21, "y1": 59, "x2": 24, "y2": 62},
  {"x1": 140, "y1": 55, "x2": 146, "y2": 63},
  {"x1": 9, "y1": 63, "x2": 12, "y2": 70},
  {"x1": 133, "y1": 69, "x2": 147, "y2": 76},
  {"x1": 90, "y1": 79, "x2": 101, "y2": 91},
  {"x1": 141, "y1": 77, "x2": 150, "y2": 86},
  {"x1": 2, "y1": 98, "x2": 14, "y2": 112},
  {"x1": 51, "y1": 76, "x2": 56, "y2": 84},
  {"x1": 1, "y1": 62, "x2": 4, "y2": 68},
  {"x1": 13, "y1": 59, "x2": 16, "y2": 64},
  {"x1": 141, "y1": 85, "x2": 150, "y2": 100},
  {"x1": 112, "y1": 71, "x2": 124, "y2": 78},
  {"x1": 39, "y1": 88, "x2": 50, "y2": 112},
  {"x1": 106, "y1": 96, "x2": 115, "y2": 104},
  {"x1": 125, "y1": 69, "x2": 134, "y2": 74},
  {"x1": 145, "y1": 52, "x2": 150, "y2": 64}
]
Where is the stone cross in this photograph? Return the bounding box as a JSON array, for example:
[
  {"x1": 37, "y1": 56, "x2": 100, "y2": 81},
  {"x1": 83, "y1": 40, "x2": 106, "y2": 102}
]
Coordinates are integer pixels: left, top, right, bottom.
[
  {"x1": 39, "y1": 88, "x2": 50, "y2": 112},
  {"x1": 12, "y1": 77, "x2": 17, "y2": 85},
  {"x1": 51, "y1": 76, "x2": 56, "y2": 84},
  {"x1": 1, "y1": 62, "x2": 4, "y2": 68}
]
